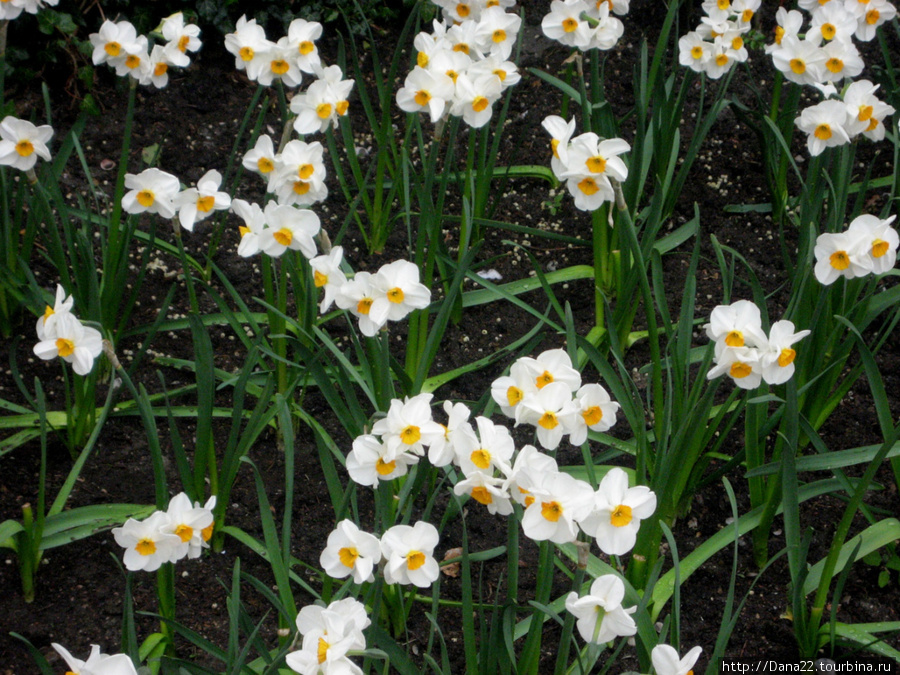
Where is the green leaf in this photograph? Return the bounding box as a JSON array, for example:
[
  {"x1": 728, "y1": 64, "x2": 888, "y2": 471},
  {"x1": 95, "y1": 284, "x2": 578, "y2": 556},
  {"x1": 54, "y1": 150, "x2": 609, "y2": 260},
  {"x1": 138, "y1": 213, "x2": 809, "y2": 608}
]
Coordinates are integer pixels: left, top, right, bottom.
[
  {"x1": 0, "y1": 519, "x2": 25, "y2": 549},
  {"x1": 828, "y1": 622, "x2": 900, "y2": 661},
  {"x1": 802, "y1": 519, "x2": 900, "y2": 595}
]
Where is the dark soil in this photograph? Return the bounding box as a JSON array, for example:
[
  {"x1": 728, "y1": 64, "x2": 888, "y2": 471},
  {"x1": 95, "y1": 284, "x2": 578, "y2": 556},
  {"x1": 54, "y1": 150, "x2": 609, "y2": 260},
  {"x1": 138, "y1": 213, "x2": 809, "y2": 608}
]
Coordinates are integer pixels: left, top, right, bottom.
[{"x1": 2, "y1": 2, "x2": 900, "y2": 674}]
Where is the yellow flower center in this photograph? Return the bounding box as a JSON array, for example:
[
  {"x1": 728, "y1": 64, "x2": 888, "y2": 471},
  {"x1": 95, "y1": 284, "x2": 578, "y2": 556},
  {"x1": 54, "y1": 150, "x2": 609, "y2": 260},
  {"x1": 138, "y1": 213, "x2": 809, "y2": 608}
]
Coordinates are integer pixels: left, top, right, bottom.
[
  {"x1": 858, "y1": 105, "x2": 874, "y2": 121},
  {"x1": 582, "y1": 405, "x2": 603, "y2": 426},
  {"x1": 314, "y1": 270, "x2": 328, "y2": 287},
  {"x1": 715, "y1": 53, "x2": 729, "y2": 67},
  {"x1": 492, "y1": 29, "x2": 506, "y2": 43},
  {"x1": 866, "y1": 9, "x2": 880, "y2": 24},
  {"x1": 717, "y1": 0, "x2": 730, "y2": 9},
  {"x1": 562, "y1": 17, "x2": 578, "y2": 33},
  {"x1": 866, "y1": 118, "x2": 879, "y2": 132},
  {"x1": 536, "y1": 371, "x2": 554, "y2": 388},
  {"x1": 270, "y1": 59, "x2": 290, "y2": 75},
  {"x1": 406, "y1": 550, "x2": 426, "y2": 570},
  {"x1": 472, "y1": 96, "x2": 489, "y2": 113},
  {"x1": 610, "y1": 504, "x2": 633, "y2": 527},
  {"x1": 178, "y1": 35, "x2": 190, "y2": 52},
  {"x1": 586, "y1": 155, "x2": 607, "y2": 173},
  {"x1": 691, "y1": 45, "x2": 704, "y2": 60},
  {"x1": 56, "y1": 337, "x2": 75, "y2": 357},
  {"x1": 317, "y1": 637, "x2": 329, "y2": 664},
  {"x1": 375, "y1": 458, "x2": 396, "y2": 475},
  {"x1": 551, "y1": 138, "x2": 560, "y2": 158},
  {"x1": 731, "y1": 36, "x2": 743, "y2": 50},
  {"x1": 137, "y1": 189, "x2": 155, "y2": 207},
  {"x1": 298, "y1": 163, "x2": 314, "y2": 179},
  {"x1": 457, "y1": 3, "x2": 471, "y2": 17},
  {"x1": 471, "y1": 486, "x2": 493, "y2": 505},
  {"x1": 821, "y1": 23, "x2": 836, "y2": 40},
  {"x1": 446, "y1": 69, "x2": 459, "y2": 83},
  {"x1": 453, "y1": 43, "x2": 470, "y2": 55},
  {"x1": 790, "y1": 58, "x2": 806, "y2": 75},
  {"x1": 814, "y1": 124, "x2": 832, "y2": 140},
  {"x1": 15, "y1": 139, "x2": 33, "y2": 157},
  {"x1": 872, "y1": 239, "x2": 889, "y2": 258},
  {"x1": 174, "y1": 524, "x2": 193, "y2": 543},
  {"x1": 105, "y1": 41, "x2": 121, "y2": 57},
  {"x1": 197, "y1": 195, "x2": 215, "y2": 213},
  {"x1": 724, "y1": 330, "x2": 744, "y2": 348},
  {"x1": 775, "y1": 26, "x2": 785, "y2": 44},
  {"x1": 136, "y1": 538, "x2": 156, "y2": 556},
  {"x1": 43, "y1": 305, "x2": 54, "y2": 321},
  {"x1": 337, "y1": 100, "x2": 349, "y2": 116},
  {"x1": 417, "y1": 51, "x2": 429, "y2": 68},
  {"x1": 257, "y1": 157, "x2": 274, "y2": 173},
  {"x1": 414, "y1": 90, "x2": 431, "y2": 107},
  {"x1": 202, "y1": 522, "x2": 214, "y2": 541},
  {"x1": 338, "y1": 546, "x2": 359, "y2": 568},
  {"x1": 471, "y1": 448, "x2": 491, "y2": 470},
  {"x1": 541, "y1": 501, "x2": 562, "y2": 522},
  {"x1": 299, "y1": 40, "x2": 315, "y2": 55},
  {"x1": 239, "y1": 46, "x2": 254, "y2": 62},
  {"x1": 742, "y1": 9, "x2": 754, "y2": 21},
  {"x1": 401, "y1": 425, "x2": 421, "y2": 445},
  {"x1": 778, "y1": 348, "x2": 796, "y2": 368},
  {"x1": 357, "y1": 297, "x2": 373, "y2": 315},
  {"x1": 273, "y1": 228, "x2": 293, "y2": 246},
  {"x1": 830, "y1": 250, "x2": 850, "y2": 269},
  {"x1": 494, "y1": 69, "x2": 507, "y2": 81},
  {"x1": 125, "y1": 54, "x2": 141, "y2": 69},
  {"x1": 317, "y1": 102, "x2": 333, "y2": 119},
  {"x1": 538, "y1": 411, "x2": 558, "y2": 429},
  {"x1": 730, "y1": 362, "x2": 753, "y2": 379},
  {"x1": 239, "y1": 226, "x2": 250, "y2": 238},
  {"x1": 826, "y1": 57, "x2": 843, "y2": 73},
  {"x1": 506, "y1": 386, "x2": 523, "y2": 407},
  {"x1": 578, "y1": 177, "x2": 599, "y2": 195},
  {"x1": 387, "y1": 287, "x2": 405, "y2": 304},
  {"x1": 293, "y1": 181, "x2": 311, "y2": 195},
  {"x1": 154, "y1": 62, "x2": 168, "y2": 77}
]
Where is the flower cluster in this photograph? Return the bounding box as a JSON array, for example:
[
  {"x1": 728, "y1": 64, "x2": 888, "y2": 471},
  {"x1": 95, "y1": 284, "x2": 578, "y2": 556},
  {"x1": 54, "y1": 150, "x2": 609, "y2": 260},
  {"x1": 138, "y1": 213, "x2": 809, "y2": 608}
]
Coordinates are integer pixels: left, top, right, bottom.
[
  {"x1": 677, "y1": 0, "x2": 756, "y2": 79},
  {"x1": 541, "y1": 0, "x2": 628, "y2": 52},
  {"x1": 491, "y1": 348, "x2": 620, "y2": 449},
  {"x1": 89, "y1": 13, "x2": 201, "y2": 88},
  {"x1": 542, "y1": 116, "x2": 630, "y2": 211},
  {"x1": 224, "y1": 16, "x2": 323, "y2": 88},
  {"x1": 286, "y1": 598, "x2": 370, "y2": 675},
  {"x1": 765, "y1": 2, "x2": 896, "y2": 155},
  {"x1": 241, "y1": 136, "x2": 328, "y2": 207},
  {"x1": 122, "y1": 167, "x2": 232, "y2": 232},
  {"x1": 396, "y1": 2, "x2": 522, "y2": 128},
  {"x1": 112, "y1": 492, "x2": 215, "y2": 572},
  {"x1": 319, "y1": 520, "x2": 441, "y2": 589},
  {"x1": 52, "y1": 643, "x2": 137, "y2": 675},
  {"x1": 705, "y1": 300, "x2": 810, "y2": 389},
  {"x1": 0, "y1": 116, "x2": 53, "y2": 173},
  {"x1": 33, "y1": 285, "x2": 103, "y2": 376},
  {"x1": 814, "y1": 213, "x2": 899, "y2": 285}
]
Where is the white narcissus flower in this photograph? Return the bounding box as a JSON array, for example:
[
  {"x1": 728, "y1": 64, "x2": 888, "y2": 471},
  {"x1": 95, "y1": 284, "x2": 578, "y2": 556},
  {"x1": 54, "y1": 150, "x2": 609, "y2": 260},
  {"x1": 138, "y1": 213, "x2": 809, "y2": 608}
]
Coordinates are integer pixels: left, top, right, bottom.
[
  {"x1": 112, "y1": 511, "x2": 182, "y2": 572},
  {"x1": 568, "y1": 383, "x2": 620, "y2": 446},
  {"x1": 516, "y1": 381, "x2": 578, "y2": 450},
  {"x1": 242, "y1": 134, "x2": 277, "y2": 179},
  {"x1": 372, "y1": 392, "x2": 445, "y2": 459},
  {"x1": 704, "y1": 299, "x2": 768, "y2": 350},
  {"x1": 271, "y1": 140, "x2": 328, "y2": 206},
  {"x1": 560, "y1": 133, "x2": 630, "y2": 211},
  {"x1": 113, "y1": 35, "x2": 151, "y2": 82},
  {"x1": 368, "y1": 259, "x2": 431, "y2": 327},
  {"x1": 813, "y1": 229, "x2": 873, "y2": 285},
  {"x1": 287, "y1": 599, "x2": 369, "y2": 675},
  {"x1": 320, "y1": 519, "x2": 383, "y2": 584},
  {"x1": 847, "y1": 214, "x2": 900, "y2": 274},
  {"x1": 808, "y1": 2, "x2": 857, "y2": 45},
  {"x1": 335, "y1": 271, "x2": 385, "y2": 336},
  {"x1": 162, "y1": 492, "x2": 214, "y2": 560},
  {"x1": 542, "y1": 0, "x2": 594, "y2": 50},
  {"x1": 678, "y1": 32, "x2": 711, "y2": 74},
  {"x1": 52, "y1": 643, "x2": 138, "y2": 675},
  {"x1": 565, "y1": 574, "x2": 637, "y2": 644},
  {"x1": 89, "y1": 20, "x2": 140, "y2": 67},
  {"x1": 145, "y1": 45, "x2": 172, "y2": 89},
  {"x1": 33, "y1": 312, "x2": 103, "y2": 376},
  {"x1": 224, "y1": 15, "x2": 268, "y2": 72},
  {"x1": 259, "y1": 203, "x2": 320, "y2": 259},
  {"x1": 502, "y1": 444, "x2": 559, "y2": 508},
  {"x1": 381, "y1": 522, "x2": 440, "y2": 587},
  {"x1": 770, "y1": 36, "x2": 826, "y2": 87},
  {"x1": 286, "y1": 18, "x2": 324, "y2": 74},
  {"x1": 457, "y1": 415, "x2": 515, "y2": 476},
  {"x1": 397, "y1": 66, "x2": 455, "y2": 123},
  {"x1": 759, "y1": 320, "x2": 811, "y2": 386},
  {"x1": 491, "y1": 358, "x2": 536, "y2": 419},
  {"x1": 0, "y1": 116, "x2": 53, "y2": 171},
  {"x1": 819, "y1": 38, "x2": 864, "y2": 83},
  {"x1": 852, "y1": 0, "x2": 897, "y2": 42},
  {"x1": 346, "y1": 433, "x2": 419, "y2": 486},
  {"x1": 450, "y1": 72, "x2": 503, "y2": 128},
  {"x1": 428, "y1": 400, "x2": 475, "y2": 467},
  {"x1": 521, "y1": 470, "x2": 594, "y2": 544},
  {"x1": 542, "y1": 114, "x2": 576, "y2": 176},
  {"x1": 453, "y1": 471, "x2": 514, "y2": 515},
  {"x1": 651, "y1": 644, "x2": 704, "y2": 675},
  {"x1": 310, "y1": 246, "x2": 347, "y2": 313},
  {"x1": 161, "y1": 12, "x2": 202, "y2": 67},
  {"x1": 516, "y1": 348, "x2": 582, "y2": 395},
  {"x1": 35, "y1": 283, "x2": 74, "y2": 341},
  {"x1": 707, "y1": 344, "x2": 763, "y2": 389},
  {"x1": 231, "y1": 199, "x2": 265, "y2": 258},
  {"x1": 579, "y1": 467, "x2": 656, "y2": 556},
  {"x1": 291, "y1": 64, "x2": 355, "y2": 134},
  {"x1": 122, "y1": 168, "x2": 180, "y2": 219},
  {"x1": 174, "y1": 169, "x2": 231, "y2": 231},
  {"x1": 842, "y1": 80, "x2": 895, "y2": 142},
  {"x1": 476, "y1": 6, "x2": 522, "y2": 60}
]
